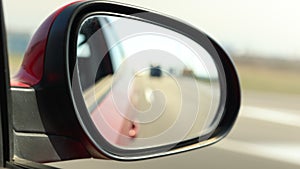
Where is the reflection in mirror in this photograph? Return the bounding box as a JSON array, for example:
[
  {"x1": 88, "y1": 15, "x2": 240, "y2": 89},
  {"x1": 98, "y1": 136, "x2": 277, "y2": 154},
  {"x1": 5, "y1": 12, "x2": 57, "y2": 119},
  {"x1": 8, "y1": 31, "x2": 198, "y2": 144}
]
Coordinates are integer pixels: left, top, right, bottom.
[{"x1": 76, "y1": 15, "x2": 222, "y2": 150}]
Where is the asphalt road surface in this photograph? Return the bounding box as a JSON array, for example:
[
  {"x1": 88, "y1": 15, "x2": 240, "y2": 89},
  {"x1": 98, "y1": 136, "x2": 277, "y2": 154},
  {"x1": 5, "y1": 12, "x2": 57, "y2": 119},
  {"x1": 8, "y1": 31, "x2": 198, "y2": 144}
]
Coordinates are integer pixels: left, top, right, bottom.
[
  {"x1": 127, "y1": 75, "x2": 217, "y2": 148},
  {"x1": 84, "y1": 73, "x2": 219, "y2": 149},
  {"x1": 48, "y1": 91, "x2": 300, "y2": 169}
]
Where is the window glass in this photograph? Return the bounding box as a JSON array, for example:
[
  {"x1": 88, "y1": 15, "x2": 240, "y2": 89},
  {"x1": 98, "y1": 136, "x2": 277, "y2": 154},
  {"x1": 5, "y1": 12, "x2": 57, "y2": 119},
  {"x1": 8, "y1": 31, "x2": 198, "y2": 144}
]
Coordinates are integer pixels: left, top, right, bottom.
[{"x1": 4, "y1": 0, "x2": 300, "y2": 168}]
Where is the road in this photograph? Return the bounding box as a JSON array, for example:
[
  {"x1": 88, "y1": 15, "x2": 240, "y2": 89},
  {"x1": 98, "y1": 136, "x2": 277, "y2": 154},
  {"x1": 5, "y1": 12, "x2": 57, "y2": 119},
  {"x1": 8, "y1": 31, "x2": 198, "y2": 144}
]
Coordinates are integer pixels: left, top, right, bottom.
[
  {"x1": 48, "y1": 91, "x2": 300, "y2": 169},
  {"x1": 127, "y1": 75, "x2": 217, "y2": 148},
  {"x1": 84, "y1": 73, "x2": 219, "y2": 148}
]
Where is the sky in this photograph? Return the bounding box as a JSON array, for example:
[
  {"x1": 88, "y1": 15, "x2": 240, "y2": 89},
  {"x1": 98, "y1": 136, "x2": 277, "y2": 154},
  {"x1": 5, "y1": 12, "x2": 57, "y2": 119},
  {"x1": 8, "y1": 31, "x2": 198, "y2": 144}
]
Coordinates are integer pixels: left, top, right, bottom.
[{"x1": 3, "y1": 0, "x2": 300, "y2": 60}]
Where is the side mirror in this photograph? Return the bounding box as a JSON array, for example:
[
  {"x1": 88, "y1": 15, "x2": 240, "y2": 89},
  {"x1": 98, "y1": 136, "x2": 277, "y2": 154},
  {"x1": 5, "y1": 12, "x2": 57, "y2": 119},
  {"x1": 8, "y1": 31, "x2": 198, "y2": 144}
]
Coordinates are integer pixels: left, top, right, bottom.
[{"x1": 11, "y1": 0, "x2": 240, "y2": 163}]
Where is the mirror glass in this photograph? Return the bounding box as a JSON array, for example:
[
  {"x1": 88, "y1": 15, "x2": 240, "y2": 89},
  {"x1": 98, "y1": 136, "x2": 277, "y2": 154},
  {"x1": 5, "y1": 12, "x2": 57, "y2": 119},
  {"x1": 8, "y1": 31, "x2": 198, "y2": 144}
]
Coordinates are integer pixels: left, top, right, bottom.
[{"x1": 75, "y1": 15, "x2": 223, "y2": 150}]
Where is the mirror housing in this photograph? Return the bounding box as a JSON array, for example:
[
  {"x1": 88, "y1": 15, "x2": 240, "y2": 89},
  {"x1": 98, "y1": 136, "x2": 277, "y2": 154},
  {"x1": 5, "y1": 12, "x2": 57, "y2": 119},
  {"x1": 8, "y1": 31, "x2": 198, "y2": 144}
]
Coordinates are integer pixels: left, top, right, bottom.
[{"x1": 11, "y1": 0, "x2": 240, "y2": 163}]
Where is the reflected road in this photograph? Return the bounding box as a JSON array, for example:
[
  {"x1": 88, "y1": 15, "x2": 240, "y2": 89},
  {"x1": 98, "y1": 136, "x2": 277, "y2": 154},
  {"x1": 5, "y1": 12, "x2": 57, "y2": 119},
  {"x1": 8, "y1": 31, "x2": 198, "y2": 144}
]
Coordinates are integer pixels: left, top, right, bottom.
[
  {"x1": 129, "y1": 75, "x2": 214, "y2": 141},
  {"x1": 85, "y1": 73, "x2": 219, "y2": 148}
]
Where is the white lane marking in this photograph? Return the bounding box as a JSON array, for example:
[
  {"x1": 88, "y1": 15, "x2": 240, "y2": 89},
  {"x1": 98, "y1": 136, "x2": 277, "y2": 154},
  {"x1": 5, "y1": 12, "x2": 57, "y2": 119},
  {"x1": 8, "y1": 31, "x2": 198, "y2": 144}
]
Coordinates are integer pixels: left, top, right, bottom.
[
  {"x1": 215, "y1": 139, "x2": 300, "y2": 165},
  {"x1": 240, "y1": 106, "x2": 300, "y2": 127},
  {"x1": 145, "y1": 88, "x2": 153, "y2": 103}
]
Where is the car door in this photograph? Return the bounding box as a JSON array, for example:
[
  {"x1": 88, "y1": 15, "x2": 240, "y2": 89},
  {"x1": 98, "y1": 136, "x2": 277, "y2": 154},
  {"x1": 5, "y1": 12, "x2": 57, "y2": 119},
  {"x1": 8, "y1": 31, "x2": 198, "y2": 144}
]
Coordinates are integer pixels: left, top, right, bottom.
[{"x1": 3, "y1": 0, "x2": 300, "y2": 169}]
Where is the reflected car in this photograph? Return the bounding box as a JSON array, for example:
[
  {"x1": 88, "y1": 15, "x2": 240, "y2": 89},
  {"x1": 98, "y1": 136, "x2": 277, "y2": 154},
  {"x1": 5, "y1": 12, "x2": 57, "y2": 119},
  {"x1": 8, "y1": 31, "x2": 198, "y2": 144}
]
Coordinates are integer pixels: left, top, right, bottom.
[{"x1": 150, "y1": 65, "x2": 162, "y2": 77}]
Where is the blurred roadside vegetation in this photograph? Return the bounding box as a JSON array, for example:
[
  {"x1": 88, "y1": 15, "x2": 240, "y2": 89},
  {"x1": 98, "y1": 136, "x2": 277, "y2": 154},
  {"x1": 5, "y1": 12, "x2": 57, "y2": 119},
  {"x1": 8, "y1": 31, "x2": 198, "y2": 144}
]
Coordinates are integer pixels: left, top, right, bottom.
[
  {"x1": 9, "y1": 54, "x2": 23, "y2": 77},
  {"x1": 7, "y1": 32, "x2": 30, "y2": 77},
  {"x1": 233, "y1": 56, "x2": 300, "y2": 95},
  {"x1": 7, "y1": 32, "x2": 300, "y2": 95},
  {"x1": 9, "y1": 54, "x2": 300, "y2": 96}
]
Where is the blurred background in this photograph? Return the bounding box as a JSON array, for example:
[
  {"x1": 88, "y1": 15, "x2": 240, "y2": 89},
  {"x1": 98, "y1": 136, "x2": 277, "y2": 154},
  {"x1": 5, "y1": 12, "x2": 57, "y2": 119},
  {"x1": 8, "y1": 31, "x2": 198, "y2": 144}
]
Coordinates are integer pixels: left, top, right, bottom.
[{"x1": 3, "y1": 0, "x2": 300, "y2": 168}]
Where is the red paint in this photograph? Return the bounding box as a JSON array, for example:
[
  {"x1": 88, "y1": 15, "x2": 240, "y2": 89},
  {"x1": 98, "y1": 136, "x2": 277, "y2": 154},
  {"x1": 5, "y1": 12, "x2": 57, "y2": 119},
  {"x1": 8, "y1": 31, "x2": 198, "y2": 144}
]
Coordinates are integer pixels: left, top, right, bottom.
[
  {"x1": 10, "y1": 80, "x2": 30, "y2": 88},
  {"x1": 11, "y1": 2, "x2": 79, "y2": 87},
  {"x1": 91, "y1": 90, "x2": 139, "y2": 146}
]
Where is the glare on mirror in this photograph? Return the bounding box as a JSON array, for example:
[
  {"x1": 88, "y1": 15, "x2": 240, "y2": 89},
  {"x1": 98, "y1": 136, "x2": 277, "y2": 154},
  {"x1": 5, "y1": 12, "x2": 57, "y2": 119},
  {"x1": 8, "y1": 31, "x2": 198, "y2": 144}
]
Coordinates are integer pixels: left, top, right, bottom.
[{"x1": 76, "y1": 15, "x2": 222, "y2": 149}]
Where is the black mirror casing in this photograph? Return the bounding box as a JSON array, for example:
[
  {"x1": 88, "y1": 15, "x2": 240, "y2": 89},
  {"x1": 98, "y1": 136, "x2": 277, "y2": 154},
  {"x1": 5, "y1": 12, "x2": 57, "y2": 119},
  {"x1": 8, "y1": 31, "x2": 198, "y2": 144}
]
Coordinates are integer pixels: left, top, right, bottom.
[{"x1": 11, "y1": 0, "x2": 240, "y2": 163}]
